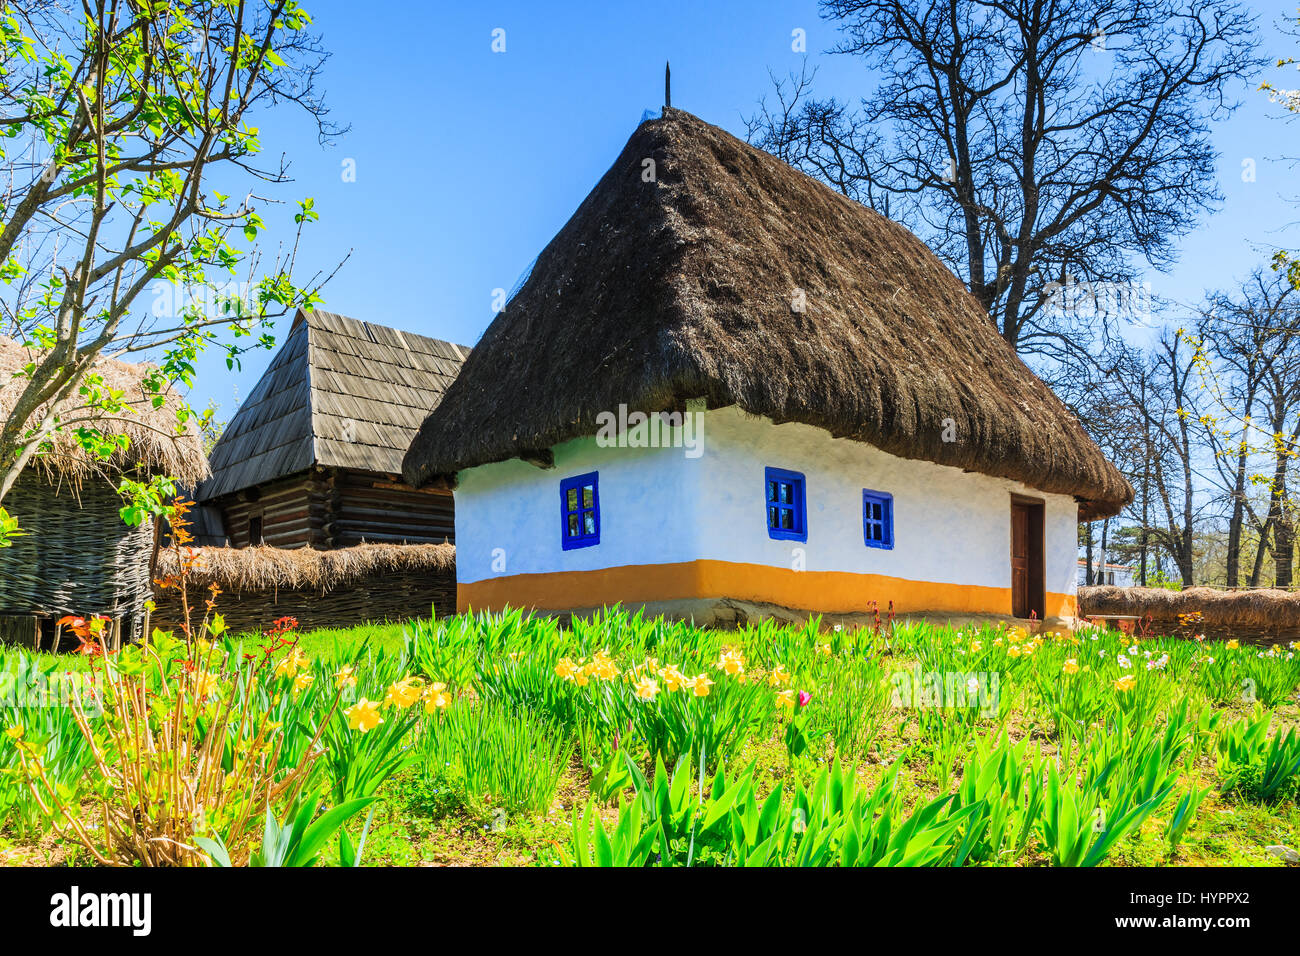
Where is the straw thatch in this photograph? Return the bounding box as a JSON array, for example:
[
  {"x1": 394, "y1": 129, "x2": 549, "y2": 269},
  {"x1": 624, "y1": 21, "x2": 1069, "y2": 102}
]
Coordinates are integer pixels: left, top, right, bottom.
[
  {"x1": 200, "y1": 309, "x2": 470, "y2": 501},
  {"x1": 403, "y1": 109, "x2": 1132, "y2": 520},
  {"x1": 156, "y1": 541, "x2": 455, "y2": 591},
  {"x1": 1080, "y1": 585, "x2": 1300, "y2": 642},
  {"x1": 0, "y1": 337, "x2": 208, "y2": 483},
  {"x1": 151, "y1": 542, "x2": 456, "y2": 633}
]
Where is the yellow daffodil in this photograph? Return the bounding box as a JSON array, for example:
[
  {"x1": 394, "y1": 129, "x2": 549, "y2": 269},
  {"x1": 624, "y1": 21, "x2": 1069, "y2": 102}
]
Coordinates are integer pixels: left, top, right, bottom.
[
  {"x1": 716, "y1": 648, "x2": 745, "y2": 675},
  {"x1": 4, "y1": 725, "x2": 23, "y2": 741},
  {"x1": 1007, "y1": 645, "x2": 1022, "y2": 658},
  {"x1": 334, "y1": 665, "x2": 356, "y2": 689},
  {"x1": 345, "y1": 698, "x2": 384, "y2": 733},
  {"x1": 690, "y1": 674, "x2": 714, "y2": 697},
  {"x1": 424, "y1": 681, "x2": 451, "y2": 713},
  {"x1": 635, "y1": 675, "x2": 659, "y2": 701},
  {"x1": 555, "y1": 657, "x2": 578, "y2": 681},
  {"x1": 776, "y1": 688, "x2": 794, "y2": 709},
  {"x1": 768, "y1": 665, "x2": 791, "y2": 687},
  {"x1": 591, "y1": 651, "x2": 620, "y2": 681},
  {"x1": 292, "y1": 672, "x2": 315, "y2": 696},
  {"x1": 817, "y1": 643, "x2": 831, "y2": 657},
  {"x1": 970, "y1": 641, "x2": 982, "y2": 653},
  {"x1": 1225, "y1": 640, "x2": 1240, "y2": 650},
  {"x1": 384, "y1": 677, "x2": 423, "y2": 710},
  {"x1": 1062, "y1": 659, "x2": 1079, "y2": 675},
  {"x1": 1114, "y1": 675, "x2": 1136, "y2": 692},
  {"x1": 275, "y1": 647, "x2": 309, "y2": 679},
  {"x1": 660, "y1": 665, "x2": 687, "y2": 692}
]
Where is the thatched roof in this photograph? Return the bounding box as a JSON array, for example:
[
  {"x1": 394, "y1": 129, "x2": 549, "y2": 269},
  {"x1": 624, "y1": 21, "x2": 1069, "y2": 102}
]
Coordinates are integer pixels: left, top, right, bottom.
[
  {"x1": 402, "y1": 109, "x2": 1132, "y2": 520},
  {"x1": 199, "y1": 309, "x2": 470, "y2": 500},
  {"x1": 156, "y1": 541, "x2": 455, "y2": 591},
  {"x1": 0, "y1": 337, "x2": 208, "y2": 483}
]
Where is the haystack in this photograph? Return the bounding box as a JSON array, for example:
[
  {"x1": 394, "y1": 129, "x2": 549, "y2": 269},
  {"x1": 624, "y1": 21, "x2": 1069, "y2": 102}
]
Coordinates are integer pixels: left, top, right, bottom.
[{"x1": 0, "y1": 339, "x2": 207, "y2": 646}]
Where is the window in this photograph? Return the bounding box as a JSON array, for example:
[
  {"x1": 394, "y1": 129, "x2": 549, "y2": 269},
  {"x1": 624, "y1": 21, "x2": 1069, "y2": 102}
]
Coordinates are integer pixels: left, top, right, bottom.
[
  {"x1": 560, "y1": 472, "x2": 600, "y2": 549},
  {"x1": 765, "y1": 467, "x2": 807, "y2": 541},
  {"x1": 247, "y1": 514, "x2": 263, "y2": 547},
  {"x1": 862, "y1": 490, "x2": 893, "y2": 549}
]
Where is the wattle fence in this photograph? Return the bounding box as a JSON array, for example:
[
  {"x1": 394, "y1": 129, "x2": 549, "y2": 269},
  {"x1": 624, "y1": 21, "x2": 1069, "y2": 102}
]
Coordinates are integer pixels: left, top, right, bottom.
[
  {"x1": 1078, "y1": 585, "x2": 1300, "y2": 644},
  {"x1": 149, "y1": 543, "x2": 456, "y2": 637}
]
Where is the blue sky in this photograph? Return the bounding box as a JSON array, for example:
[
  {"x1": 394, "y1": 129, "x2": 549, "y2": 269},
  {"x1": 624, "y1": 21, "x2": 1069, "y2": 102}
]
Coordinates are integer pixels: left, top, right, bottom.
[{"x1": 187, "y1": 0, "x2": 1300, "y2": 418}]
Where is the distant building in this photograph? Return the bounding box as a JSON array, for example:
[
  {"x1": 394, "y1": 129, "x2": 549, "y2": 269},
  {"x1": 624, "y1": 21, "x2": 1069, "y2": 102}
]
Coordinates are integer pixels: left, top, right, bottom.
[
  {"x1": 198, "y1": 308, "x2": 469, "y2": 549},
  {"x1": 1078, "y1": 559, "x2": 1137, "y2": 587}
]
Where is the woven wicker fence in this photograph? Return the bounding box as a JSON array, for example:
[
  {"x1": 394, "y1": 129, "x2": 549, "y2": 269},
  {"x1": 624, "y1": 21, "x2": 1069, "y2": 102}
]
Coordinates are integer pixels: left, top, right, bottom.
[
  {"x1": 0, "y1": 474, "x2": 152, "y2": 641},
  {"x1": 150, "y1": 543, "x2": 456, "y2": 636}
]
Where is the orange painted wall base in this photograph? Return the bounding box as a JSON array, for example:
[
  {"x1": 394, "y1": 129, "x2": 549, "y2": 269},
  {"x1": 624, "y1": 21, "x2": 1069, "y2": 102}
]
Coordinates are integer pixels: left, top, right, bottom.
[{"x1": 459, "y1": 560, "x2": 1076, "y2": 620}]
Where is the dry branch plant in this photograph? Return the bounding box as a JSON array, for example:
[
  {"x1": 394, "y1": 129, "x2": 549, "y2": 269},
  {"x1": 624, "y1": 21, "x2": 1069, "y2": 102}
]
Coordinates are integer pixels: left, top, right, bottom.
[
  {"x1": 11, "y1": 499, "x2": 341, "y2": 866},
  {"x1": 14, "y1": 633, "x2": 337, "y2": 866}
]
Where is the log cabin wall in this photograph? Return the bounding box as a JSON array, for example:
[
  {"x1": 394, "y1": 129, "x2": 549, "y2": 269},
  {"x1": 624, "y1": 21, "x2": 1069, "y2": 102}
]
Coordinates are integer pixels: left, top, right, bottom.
[
  {"x1": 215, "y1": 466, "x2": 455, "y2": 549},
  {"x1": 330, "y1": 469, "x2": 454, "y2": 546}
]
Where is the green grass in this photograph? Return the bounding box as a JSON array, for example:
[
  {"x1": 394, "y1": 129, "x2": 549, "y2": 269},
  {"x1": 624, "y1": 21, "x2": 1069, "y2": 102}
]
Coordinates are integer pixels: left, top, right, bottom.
[
  {"x1": 235, "y1": 621, "x2": 408, "y2": 661},
  {"x1": 3, "y1": 609, "x2": 1298, "y2": 867}
]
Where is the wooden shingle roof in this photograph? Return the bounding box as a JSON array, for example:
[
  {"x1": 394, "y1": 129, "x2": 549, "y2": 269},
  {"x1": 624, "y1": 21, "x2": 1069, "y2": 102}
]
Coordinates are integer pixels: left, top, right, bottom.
[{"x1": 199, "y1": 309, "x2": 468, "y2": 500}]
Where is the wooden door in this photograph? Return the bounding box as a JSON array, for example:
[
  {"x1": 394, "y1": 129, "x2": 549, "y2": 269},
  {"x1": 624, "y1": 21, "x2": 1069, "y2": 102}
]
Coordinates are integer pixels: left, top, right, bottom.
[{"x1": 1011, "y1": 498, "x2": 1045, "y2": 619}]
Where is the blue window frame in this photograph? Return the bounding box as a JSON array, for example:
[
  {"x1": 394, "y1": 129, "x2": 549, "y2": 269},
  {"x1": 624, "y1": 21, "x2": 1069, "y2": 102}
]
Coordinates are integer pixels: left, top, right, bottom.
[
  {"x1": 862, "y1": 489, "x2": 893, "y2": 549},
  {"x1": 765, "y1": 467, "x2": 807, "y2": 542},
  {"x1": 560, "y1": 472, "x2": 600, "y2": 550}
]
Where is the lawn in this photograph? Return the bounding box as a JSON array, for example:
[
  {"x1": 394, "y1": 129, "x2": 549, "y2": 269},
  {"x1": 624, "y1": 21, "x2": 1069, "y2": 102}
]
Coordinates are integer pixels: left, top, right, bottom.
[{"x1": 1, "y1": 608, "x2": 1298, "y2": 867}]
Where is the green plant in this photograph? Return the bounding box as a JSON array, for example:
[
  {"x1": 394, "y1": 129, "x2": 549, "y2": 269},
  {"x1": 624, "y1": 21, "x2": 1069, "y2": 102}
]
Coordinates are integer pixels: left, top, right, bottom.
[
  {"x1": 198, "y1": 792, "x2": 378, "y2": 867},
  {"x1": 423, "y1": 699, "x2": 570, "y2": 816},
  {"x1": 1216, "y1": 707, "x2": 1300, "y2": 803}
]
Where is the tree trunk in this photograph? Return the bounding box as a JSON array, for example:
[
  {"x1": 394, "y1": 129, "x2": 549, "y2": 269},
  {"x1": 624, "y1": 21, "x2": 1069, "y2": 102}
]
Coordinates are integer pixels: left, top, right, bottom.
[
  {"x1": 1224, "y1": 427, "x2": 1251, "y2": 587},
  {"x1": 1249, "y1": 516, "x2": 1272, "y2": 588}
]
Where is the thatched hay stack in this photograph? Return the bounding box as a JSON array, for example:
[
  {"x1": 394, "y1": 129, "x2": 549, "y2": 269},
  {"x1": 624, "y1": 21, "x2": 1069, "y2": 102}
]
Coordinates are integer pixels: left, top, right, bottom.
[
  {"x1": 0, "y1": 337, "x2": 209, "y2": 482},
  {"x1": 0, "y1": 340, "x2": 207, "y2": 646},
  {"x1": 1079, "y1": 586, "x2": 1300, "y2": 642},
  {"x1": 151, "y1": 543, "x2": 457, "y2": 634},
  {"x1": 403, "y1": 108, "x2": 1132, "y2": 520},
  {"x1": 156, "y1": 542, "x2": 455, "y2": 591}
]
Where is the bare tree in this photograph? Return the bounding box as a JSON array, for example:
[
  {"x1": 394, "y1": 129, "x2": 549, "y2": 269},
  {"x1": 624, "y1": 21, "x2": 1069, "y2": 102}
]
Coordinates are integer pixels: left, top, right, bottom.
[
  {"x1": 746, "y1": 0, "x2": 1262, "y2": 357},
  {"x1": 1196, "y1": 271, "x2": 1299, "y2": 585}
]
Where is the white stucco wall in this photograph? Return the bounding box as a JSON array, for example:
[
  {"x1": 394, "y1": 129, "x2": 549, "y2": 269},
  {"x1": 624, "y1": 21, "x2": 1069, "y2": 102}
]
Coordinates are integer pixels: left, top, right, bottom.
[{"x1": 454, "y1": 407, "x2": 1079, "y2": 604}]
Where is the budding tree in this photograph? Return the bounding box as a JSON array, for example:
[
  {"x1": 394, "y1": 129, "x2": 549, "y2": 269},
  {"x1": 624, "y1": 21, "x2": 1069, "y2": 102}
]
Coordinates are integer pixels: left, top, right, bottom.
[{"x1": 0, "y1": 0, "x2": 340, "y2": 540}]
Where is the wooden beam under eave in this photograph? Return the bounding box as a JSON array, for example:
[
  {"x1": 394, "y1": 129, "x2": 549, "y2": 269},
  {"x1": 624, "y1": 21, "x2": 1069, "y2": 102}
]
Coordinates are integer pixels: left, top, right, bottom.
[{"x1": 520, "y1": 449, "x2": 555, "y2": 469}]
